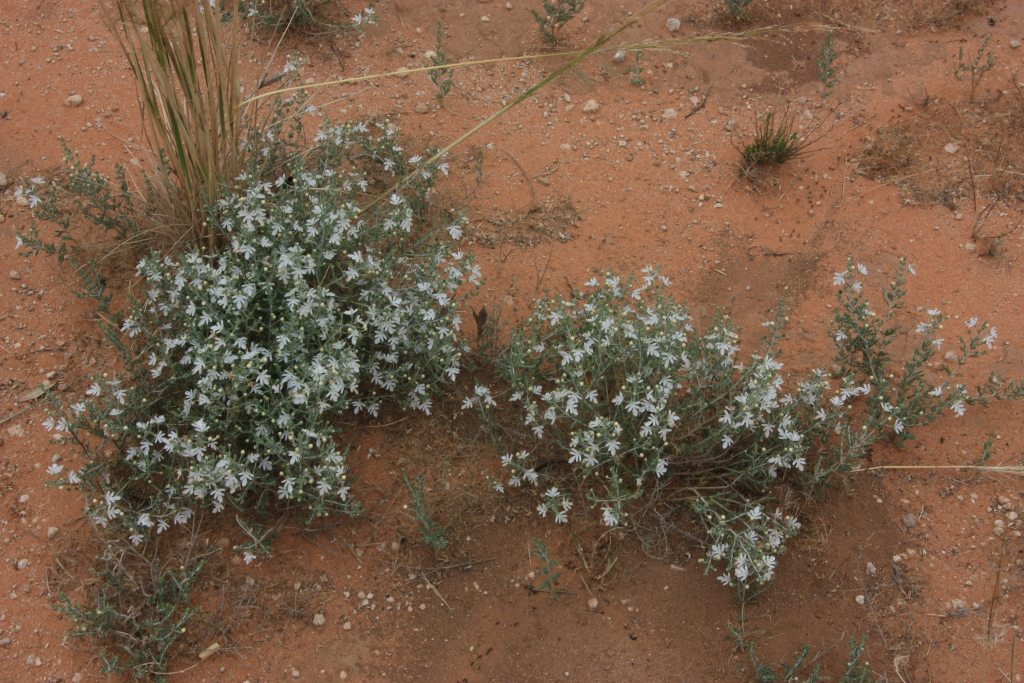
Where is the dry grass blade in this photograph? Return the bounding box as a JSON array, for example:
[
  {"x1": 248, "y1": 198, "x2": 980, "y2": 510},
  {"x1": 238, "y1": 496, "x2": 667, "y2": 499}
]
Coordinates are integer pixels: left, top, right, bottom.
[
  {"x1": 101, "y1": 0, "x2": 246, "y2": 249},
  {"x1": 242, "y1": 22, "x2": 781, "y2": 109},
  {"x1": 983, "y1": 536, "x2": 1009, "y2": 680},
  {"x1": 852, "y1": 464, "x2": 1024, "y2": 474}
]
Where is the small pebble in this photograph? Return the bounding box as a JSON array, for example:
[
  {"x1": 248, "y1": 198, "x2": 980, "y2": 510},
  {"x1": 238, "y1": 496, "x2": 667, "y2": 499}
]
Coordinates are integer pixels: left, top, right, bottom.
[
  {"x1": 612, "y1": 50, "x2": 627, "y2": 63},
  {"x1": 64, "y1": 94, "x2": 84, "y2": 107},
  {"x1": 588, "y1": 598, "x2": 599, "y2": 610},
  {"x1": 47, "y1": 526, "x2": 59, "y2": 539},
  {"x1": 582, "y1": 99, "x2": 600, "y2": 113},
  {"x1": 415, "y1": 103, "x2": 429, "y2": 114},
  {"x1": 1010, "y1": 39, "x2": 1022, "y2": 49},
  {"x1": 944, "y1": 142, "x2": 959, "y2": 154},
  {"x1": 312, "y1": 613, "x2": 326, "y2": 626},
  {"x1": 9, "y1": 271, "x2": 21, "y2": 281},
  {"x1": 343, "y1": 621, "x2": 352, "y2": 630},
  {"x1": 292, "y1": 669, "x2": 300, "y2": 678},
  {"x1": 855, "y1": 594, "x2": 866, "y2": 605},
  {"x1": 19, "y1": 494, "x2": 29, "y2": 503},
  {"x1": 903, "y1": 513, "x2": 916, "y2": 528},
  {"x1": 666, "y1": 17, "x2": 681, "y2": 32},
  {"x1": 0, "y1": 173, "x2": 8, "y2": 188}
]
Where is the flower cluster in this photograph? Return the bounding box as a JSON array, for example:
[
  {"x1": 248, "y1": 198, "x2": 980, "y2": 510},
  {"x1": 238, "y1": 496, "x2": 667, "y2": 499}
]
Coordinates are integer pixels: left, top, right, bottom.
[
  {"x1": 45, "y1": 121, "x2": 476, "y2": 543},
  {"x1": 694, "y1": 496, "x2": 801, "y2": 589}
]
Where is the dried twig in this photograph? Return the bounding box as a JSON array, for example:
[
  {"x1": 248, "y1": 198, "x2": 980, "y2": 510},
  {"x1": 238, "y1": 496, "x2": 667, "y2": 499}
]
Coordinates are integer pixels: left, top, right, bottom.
[{"x1": 420, "y1": 573, "x2": 453, "y2": 611}]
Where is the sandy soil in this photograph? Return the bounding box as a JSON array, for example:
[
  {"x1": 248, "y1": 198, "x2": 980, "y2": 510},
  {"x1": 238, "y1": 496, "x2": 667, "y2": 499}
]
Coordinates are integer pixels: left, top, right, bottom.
[{"x1": 2, "y1": 1, "x2": 1024, "y2": 681}]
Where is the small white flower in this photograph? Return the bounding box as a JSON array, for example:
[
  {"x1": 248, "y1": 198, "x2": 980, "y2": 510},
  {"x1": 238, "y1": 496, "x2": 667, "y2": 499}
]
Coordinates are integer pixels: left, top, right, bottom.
[
  {"x1": 832, "y1": 272, "x2": 846, "y2": 286},
  {"x1": 985, "y1": 328, "x2": 998, "y2": 349},
  {"x1": 966, "y1": 317, "x2": 978, "y2": 328}
]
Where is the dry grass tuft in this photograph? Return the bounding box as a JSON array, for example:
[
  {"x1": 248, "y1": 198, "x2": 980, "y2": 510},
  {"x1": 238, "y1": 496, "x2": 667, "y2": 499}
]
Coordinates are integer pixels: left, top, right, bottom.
[
  {"x1": 467, "y1": 194, "x2": 581, "y2": 248},
  {"x1": 858, "y1": 123, "x2": 915, "y2": 181}
]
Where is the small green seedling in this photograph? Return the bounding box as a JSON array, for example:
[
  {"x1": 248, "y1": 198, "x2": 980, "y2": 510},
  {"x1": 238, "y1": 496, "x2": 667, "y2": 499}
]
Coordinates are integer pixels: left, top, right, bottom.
[
  {"x1": 425, "y1": 21, "x2": 454, "y2": 105},
  {"x1": 954, "y1": 34, "x2": 995, "y2": 103},
  {"x1": 818, "y1": 30, "x2": 839, "y2": 97},
  {"x1": 724, "y1": 0, "x2": 754, "y2": 21},
  {"x1": 530, "y1": 538, "x2": 563, "y2": 597},
  {"x1": 630, "y1": 51, "x2": 645, "y2": 87},
  {"x1": 532, "y1": 0, "x2": 587, "y2": 45},
  {"x1": 404, "y1": 473, "x2": 448, "y2": 551}
]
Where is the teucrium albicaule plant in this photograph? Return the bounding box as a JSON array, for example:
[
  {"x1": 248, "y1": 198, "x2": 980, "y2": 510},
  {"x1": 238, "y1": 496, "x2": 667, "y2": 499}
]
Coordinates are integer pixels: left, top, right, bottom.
[
  {"x1": 470, "y1": 270, "x2": 846, "y2": 590},
  {"x1": 44, "y1": 121, "x2": 478, "y2": 556},
  {"x1": 477, "y1": 262, "x2": 1023, "y2": 595}
]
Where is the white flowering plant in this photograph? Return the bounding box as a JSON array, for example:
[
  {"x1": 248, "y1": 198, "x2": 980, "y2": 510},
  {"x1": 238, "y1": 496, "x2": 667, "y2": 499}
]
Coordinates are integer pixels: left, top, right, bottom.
[
  {"x1": 473, "y1": 270, "x2": 859, "y2": 593},
  {"x1": 477, "y1": 263, "x2": 1024, "y2": 597},
  {"x1": 830, "y1": 257, "x2": 1023, "y2": 446},
  {"x1": 41, "y1": 120, "x2": 478, "y2": 546}
]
